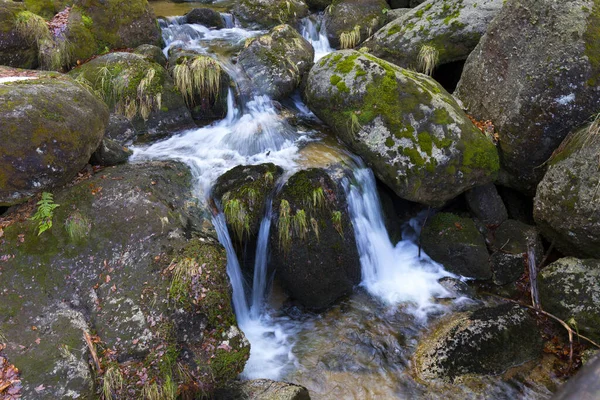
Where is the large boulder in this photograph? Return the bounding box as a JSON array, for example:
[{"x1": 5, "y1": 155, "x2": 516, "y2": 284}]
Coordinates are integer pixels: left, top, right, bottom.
[
  {"x1": 464, "y1": 183, "x2": 508, "y2": 226},
  {"x1": 365, "y1": 0, "x2": 503, "y2": 71},
  {"x1": 539, "y1": 257, "x2": 600, "y2": 342},
  {"x1": 0, "y1": 162, "x2": 249, "y2": 398},
  {"x1": 213, "y1": 163, "x2": 283, "y2": 243},
  {"x1": 304, "y1": 50, "x2": 499, "y2": 206},
  {"x1": 0, "y1": 68, "x2": 108, "y2": 206},
  {"x1": 533, "y1": 123, "x2": 600, "y2": 258},
  {"x1": 270, "y1": 168, "x2": 361, "y2": 310},
  {"x1": 239, "y1": 24, "x2": 314, "y2": 100},
  {"x1": 185, "y1": 7, "x2": 225, "y2": 29},
  {"x1": 0, "y1": 1, "x2": 38, "y2": 69},
  {"x1": 323, "y1": 0, "x2": 388, "y2": 49},
  {"x1": 455, "y1": 0, "x2": 600, "y2": 193},
  {"x1": 421, "y1": 212, "x2": 491, "y2": 280},
  {"x1": 69, "y1": 52, "x2": 195, "y2": 135},
  {"x1": 414, "y1": 303, "x2": 542, "y2": 381},
  {"x1": 232, "y1": 0, "x2": 308, "y2": 29}
]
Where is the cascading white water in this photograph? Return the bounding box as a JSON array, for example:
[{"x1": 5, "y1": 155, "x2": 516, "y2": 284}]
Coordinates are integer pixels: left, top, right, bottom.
[
  {"x1": 343, "y1": 167, "x2": 453, "y2": 319},
  {"x1": 250, "y1": 199, "x2": 272, "y2": 320},
  {"x1": 300, "y1": 15, "x2": 333, "y2": 61}
]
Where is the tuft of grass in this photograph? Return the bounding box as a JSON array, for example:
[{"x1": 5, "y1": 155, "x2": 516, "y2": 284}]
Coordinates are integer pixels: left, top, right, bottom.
[
  {"x1": 332, "y1": 211, "x2": 343, "y2": 237},
  {"x1": 102, "y1": 365, "x2": 124, "y2": 400},
  {"x1": 223, "y1": 198, "x2": 250, "y2": 242},
  {"x1": 278, "y1": 199, "x2": 292, "y2": 252},
  {"x1": 15, "y1": 11, "x2": 51, "y2": 47},
  {"x1": 137, "y1": 68, "x2": 162, "y2": 121},
  {"x1": 292, "y1": 209, "x2": 308, "y2": 240},
  {"x1": 264, "y1": 171, "x2": 274, "y2": 185},
  {"x1": 64, "y1": 211, "x2": 91, "y2": 241},
  {"x1": 173, "y1": 55, "x2": 222, "y2": 107},
  {"x1": 30, "y1": 192, "x2": 59, "y2": 236},
  {"x1": 142, "y1": 376, "x2": 177, "y2": 400},
  {"x1": 312, "y1": 187, "x2": 326, "y2": 209},
  {"x1": 417, "y1": 44, "x2": 439, "y2": 76},
  {"x1": 169, "y1": 257, "x2": 199, "y2": 302},
  {"x1": 349, "y1": 112, "x2": 362, "y2": 134},
  {"x1": 310, "y1": 217, "x2": 319, "y2": 242},
  {"x1": 339, "y1": 25, "x2": 361, "y2": 49}
]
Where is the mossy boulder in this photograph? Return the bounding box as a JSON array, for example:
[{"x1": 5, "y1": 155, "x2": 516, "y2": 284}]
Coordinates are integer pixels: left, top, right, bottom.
[
  {"x1": 421, "y1": 212, "x2": 490, "y2": 279},
  {"x1": 69, "y1": 52, "x2": 195, "y2": 135},
  {"x1": 304, "y1": 50, "x2": 499, "y2": 206},
  {"x1": 365, "y1": 0, "x2": 503, "y2": 70},
  {"x1": 414, "y1": 303, "x2": 542, "y2": 382},
  {"x1": 323, "y1": 0, "x2": 388, "y2": 49},
  {"x1": 539, "y1": 258, "x2": 600, "y2": 343},
  {"x1": 305, "y1": 0, "x2": 332, "y2": 11},
  {"x1": 232, "y1": 0, "x2": 309, "y2": 29},
  {"x1": 464, "y1": 183, "x2": 507, "y2": 226},
  {"x1": 489, "y1": 220, "x2": 542, "y2": 286},
  {"x1": 185, "y1": 7, "x2": 225, "y2": 28},
  {"x1": 239, "y1": 24, "x2": 314, "y2": 100},
  {"x1": 0, "y1": 161, "x2": 249, "y2": 397},
  {"x1": 168, "y1": 51, "x2": 232, "y2": 122},
  {"x1": 133, "y1": 43, "x2": 168, "y2": 67},
  {"x1": 212, "y1": 163, "x2": 283, "y2": 243},
  {"x1": 0, "y1": 68, "x2": 108, "y2": 206},
  {"x1": 533, "y1": 123, "x2": 600, "y2": 258},
  {"x1": 105, "y1": 113, "x2": 138, "y2": 145},
  {"x1": 455, "y1": 0, "x2": 600, "y2": 193},
  {"x1": 270, "y1": 168, "x2": 360, "y2": 310},
  {"x1": 0, "y1": 1, "x2": 38, "y2": 68}
]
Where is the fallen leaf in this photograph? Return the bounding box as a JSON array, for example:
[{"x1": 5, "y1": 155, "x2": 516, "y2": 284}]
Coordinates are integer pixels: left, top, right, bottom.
[
  {"x1": 111, "y1": 284, "x2": 116, "y2": 292},
  {"x1": 34, "y1": 338, "x2": 41, "y2": 345},
  {"x1": 34, "y1": 384, "x2": 45, "y2": 392},
  {"x1": 105, "y1": 275, "x2": 111, "y2": 283}
]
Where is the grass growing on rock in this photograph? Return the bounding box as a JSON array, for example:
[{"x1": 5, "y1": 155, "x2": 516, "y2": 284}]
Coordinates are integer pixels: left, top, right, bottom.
[
  {"x1": 417, "y1": 44, "x2": 439, "y2": 76},
  {"x1": 340, "y1": 25, "x2": 361, "y2": 49},
  {"x1": 173, "y1": 55, "x2": 222, "y2": 107}
]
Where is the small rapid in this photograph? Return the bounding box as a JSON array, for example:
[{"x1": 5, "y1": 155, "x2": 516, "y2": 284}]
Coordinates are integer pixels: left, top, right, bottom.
[
  {"x1": 343, "y1": 167, "x2": 453, "y2": 319},
  {"x1": 299, "y1": 14, "x2": 333, "y2": 61}
]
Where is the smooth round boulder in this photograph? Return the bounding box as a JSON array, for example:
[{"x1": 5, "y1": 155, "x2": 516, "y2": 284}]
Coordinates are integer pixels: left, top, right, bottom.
[
  {"x1": 69, "y1": 52, "x2": 195, "y2": 135},
  {"x1": 414, "y1": 303, "x2": 542, "y2": 381},
  {"x1": 0, "y1": 69, "x2": 108, "y2": 206},
  {"x1": 304, "y1": 50, "x2": 499, "y2": 206},
  {"x1": 185, "y1": 7, "x2": 225, "y2": 28},
  {"x1": 539, "y1": 257, "x2": 600, "y2": 343},
  {"x1": 533, "y1": 123, "x2": 600, "y2": 258},
  {"x1": 323, "y1": 0, "x2": 388, "y2": 49},
  {"x1": 455, "y1": 0, "x2": 600, "y2": 193},
  {"x1": 365, "y1": 0, "x2": 503, "y2": 71},
  {"x1": 421, "y1": 212, "x2": 491, "y2": 280},
  {"x1": 239, "y1": 24, "x2": 314, "y2": 100},
  {"x1": 270, "y1": 168, "x2": 360, "y2": 310},
  {"x1": 232, "y1": 0, "x2": 308, "y2": 29}
]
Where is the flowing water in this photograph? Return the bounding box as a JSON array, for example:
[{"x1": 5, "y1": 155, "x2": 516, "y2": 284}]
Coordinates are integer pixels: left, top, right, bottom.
[{"x1": 132, "y1": 12, "x2": 555, "y2": 399}]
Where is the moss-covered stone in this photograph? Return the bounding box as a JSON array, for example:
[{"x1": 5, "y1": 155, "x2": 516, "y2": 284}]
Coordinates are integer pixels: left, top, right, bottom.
[
  {"x1": 415, "y1": 303, "x2": 543, "y2": 382},
  {"x1": 421, "y1": 212, "x2": 491, "y2": 279},
  {"x1": 539, "y1": 257, "x2": 600, "y2": 342},
  {"x1": 455, "y1": 0, "x2": 600, "y2": 193},
  {"x1": 270, "y1": 168, "x2": 360, "y2": 310},
  {"x1": 69, "y1": 52, "x2": 194, "y2": 135},
  {"x1": 304, "y1": 50, "x2": 499, "y2": 206},
  {"x1": 0, "y1": 67, "x2": 108, "y2": 206},
  {"x1": 323, "y1": 0, "x2": 388, "y2": 49},
  {"x1": 232, "y1": 0, "x2": 308, "y2": 29},
  {"x1": 0, "y1": 2, "x2": 38, "y2": 69},
  {"x1": 238, "y1": 24, "x2": 314, "y2": 100}
]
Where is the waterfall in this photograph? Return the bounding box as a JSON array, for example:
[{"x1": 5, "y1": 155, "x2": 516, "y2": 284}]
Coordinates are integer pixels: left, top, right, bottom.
[
  {"x1": 250, "y1": 199, "x2": 273, "y2": 320},
  {"x1": 527, "y1": 244, "x2": 540, "y2": 309},
  {"x1": 300, "y1": 15, "x2": 333, "y2": 61},
  {"x1": 343, "y1": 167, "x2": 452, "y2": 319}
]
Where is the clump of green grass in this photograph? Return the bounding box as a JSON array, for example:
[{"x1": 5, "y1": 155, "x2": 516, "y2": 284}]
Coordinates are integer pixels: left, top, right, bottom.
[
  {"x1": 169, "y1": 257, "x2": 199, "y2": 302},
  {"x1": 312, "y1": 187, "x2": 326, "y2": 209},
  {"x1": 339, "y1": 25, "x2": 361, "y2": 49},
  {"x1": 310, "y1": 217, "x2": 319, "y2": 242},
  {"x1": 223, "y1": 198, "x2": 250, "y2": 242},
  {"x1": 142, "y1": 375, "x2": 177, "y2": 400},
  {"x1": 15, "y1": 11, "x2": 51, "y2": 47},
  {"x1": 417, "y1": 44, "x2": 439, "y2": 76},
  {"x1": 292, "y1": 209, "x2": 308, "y2": 240},
  {"x1": 173, "y1": 55, "x2": 222, "y2": 107},
  {"x1": 30, "y1": 192, "x2": 59, "y2": 236},
  {"x1": 64, "y1": 211, "x2": 91, "y2": 241},
  {"x1": 102, "y1": 365, "x2": 124, "y2": 400},
  {"x1": 278, "y1": 199, "x2": 292, "y2": 252},
  {"x1": 349, "y1": 112, "x2": 362, "y2": 135},
  {"x1": 332, "y1": 211, "x2": 343, "y2": 237}
]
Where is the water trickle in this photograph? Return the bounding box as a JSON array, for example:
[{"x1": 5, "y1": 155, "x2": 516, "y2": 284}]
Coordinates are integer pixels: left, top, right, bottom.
[
  {"x1": 343, "y1": 167, "x2": 452, "y2": 319},
  {"x1": 300, "y1": 14, "x2": 333, "y2": 61}
]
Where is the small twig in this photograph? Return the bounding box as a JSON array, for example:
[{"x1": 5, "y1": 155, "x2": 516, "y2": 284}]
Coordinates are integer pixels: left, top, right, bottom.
[
  {"x1": 83, "y1": 330, "x2": 103, "y2": 375},
  {"x1": 418, "y1": 207, "x2": 431, "y2": 258}
]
